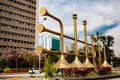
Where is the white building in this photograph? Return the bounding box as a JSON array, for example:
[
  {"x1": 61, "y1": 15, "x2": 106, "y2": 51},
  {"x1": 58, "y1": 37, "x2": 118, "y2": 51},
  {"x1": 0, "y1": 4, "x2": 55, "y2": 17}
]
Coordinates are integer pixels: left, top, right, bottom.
[{"x1": 39, "y1": 33, "x2": 60, "y2": 51}]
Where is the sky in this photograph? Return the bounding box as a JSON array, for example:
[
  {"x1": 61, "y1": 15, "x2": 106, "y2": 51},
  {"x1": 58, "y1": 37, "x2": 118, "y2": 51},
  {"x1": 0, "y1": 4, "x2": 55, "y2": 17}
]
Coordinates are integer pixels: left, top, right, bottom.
[{"x1": 38, "y1": 0, "x2": 120, "y2": 56}]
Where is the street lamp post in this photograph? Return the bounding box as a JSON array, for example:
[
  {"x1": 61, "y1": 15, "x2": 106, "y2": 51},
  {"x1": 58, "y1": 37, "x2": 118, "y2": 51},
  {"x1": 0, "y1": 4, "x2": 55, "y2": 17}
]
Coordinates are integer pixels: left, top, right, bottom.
[
  {"x1": 39, "y1": 54, "x2": 41, "y2": 71},
  {"x1": 37, "y1": 18, "x2": 47, "y2": 71}
]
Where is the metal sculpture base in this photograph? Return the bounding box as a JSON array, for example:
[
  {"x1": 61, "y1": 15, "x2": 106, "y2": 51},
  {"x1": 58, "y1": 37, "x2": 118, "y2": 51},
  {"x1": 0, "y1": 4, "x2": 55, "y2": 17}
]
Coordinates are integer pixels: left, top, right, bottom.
[
  {"x1": 83, "y1": 58, "x2": 95, "y2": 68},
  {"x1": 55, "y1": 54, "x2": 70, "y2": 69},
  {"x1": 70, "y1": 56, "x2": 85, "y2": 68},
  {"x1": 102, "y1": 59, "x2": 111, "y2": 67}
]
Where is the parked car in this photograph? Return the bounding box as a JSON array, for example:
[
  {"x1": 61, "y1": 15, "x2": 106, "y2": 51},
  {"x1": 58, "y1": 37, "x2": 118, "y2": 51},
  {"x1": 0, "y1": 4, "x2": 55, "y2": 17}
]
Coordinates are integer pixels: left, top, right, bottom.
[{"x1": 28, "y1": 68, "x2": 41, "y2": 74}]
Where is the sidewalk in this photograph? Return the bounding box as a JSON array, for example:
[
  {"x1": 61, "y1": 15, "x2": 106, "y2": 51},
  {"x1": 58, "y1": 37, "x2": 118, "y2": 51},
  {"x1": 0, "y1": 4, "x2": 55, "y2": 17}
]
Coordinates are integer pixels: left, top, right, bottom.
[{"x1": 0, "y1": 77, "x2": 44, "y2": 80}]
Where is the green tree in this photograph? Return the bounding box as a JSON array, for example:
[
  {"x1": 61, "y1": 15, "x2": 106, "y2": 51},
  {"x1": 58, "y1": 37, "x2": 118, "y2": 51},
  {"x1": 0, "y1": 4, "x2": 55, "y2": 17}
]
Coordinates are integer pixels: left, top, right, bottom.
[
  {"x1": 44, "y1": 55, "x2": 55, "y2": 78},
  {"x1": 64, "y1": 50, "x2": 74, "y2": 63},
  {"x1": 78, "y1": 46, "x2": 93, "y2": 63},
  {"x1": 112, "y1": 57, "x2": 120, "y2": 67},
  {"x1": 94, "y1": 32, "x2": 115, "y2": 64},
  {"x1": 22, "y1": 52, "x2": 39, "y2": 68},
  {"x1": 46, "y1": 48, "x2": 59, "y2": 63},
  {"x1": 65, "y1": 55, "x2": 75, "y2": 63}
]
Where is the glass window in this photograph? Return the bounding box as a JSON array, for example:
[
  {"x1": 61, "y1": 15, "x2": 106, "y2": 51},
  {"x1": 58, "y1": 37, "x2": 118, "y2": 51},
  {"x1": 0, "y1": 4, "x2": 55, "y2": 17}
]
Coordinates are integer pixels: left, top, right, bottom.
[
  {"x1": 0, "y1": 45, "x2": 2, "y2": 48},
  {"x1": 3, "y1": 46, "x2": 6, "y2": 48}
]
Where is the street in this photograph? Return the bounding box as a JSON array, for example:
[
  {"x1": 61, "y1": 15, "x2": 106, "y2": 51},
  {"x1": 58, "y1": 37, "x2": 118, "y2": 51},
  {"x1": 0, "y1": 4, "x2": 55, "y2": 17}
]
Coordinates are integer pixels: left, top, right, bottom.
[{"x1": 0, "y1": 72, "x2": 45, "y2": 79}]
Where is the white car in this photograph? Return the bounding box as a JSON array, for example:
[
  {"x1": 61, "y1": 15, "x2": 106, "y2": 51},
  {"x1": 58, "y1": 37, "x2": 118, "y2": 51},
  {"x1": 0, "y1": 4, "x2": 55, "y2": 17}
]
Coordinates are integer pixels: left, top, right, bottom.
[{"x1": 28, "y1": 68, "x2": 41, "y2": 74}]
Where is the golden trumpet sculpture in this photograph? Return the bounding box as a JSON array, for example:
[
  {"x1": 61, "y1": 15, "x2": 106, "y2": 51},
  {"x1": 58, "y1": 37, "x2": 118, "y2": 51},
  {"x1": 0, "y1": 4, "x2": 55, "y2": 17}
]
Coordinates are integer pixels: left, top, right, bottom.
[
  {"x1": 40, "y1": 7, "x2": 70, "y2": 68},
  {"x1": 69, "y1": 14, "x2": 84, "y2": 68},
  {"x1": 97, "y1": 39, "x2": 111, "y2": 67},
  {"x1": 102, "y1": 41, "x2": 111, "y2": 67},
  {"x1": 35, "y1": 46, "x2": 91, "y2": 57},
  {"x1": 37, "y1": 24, "x2": 92, "y2": 46},
  {"x1": 36, "y1": 7, "x2": 109, "y2": 69},
  {"x1": 91, "y1": 35, "x2": 96, "y2": 65},
  {"x1": 98, "y1": 39, "x2": 102, "y2": 66},
  {"x1": 37, "y1": 7, "x2": 94, "y2": 68},
  {"x1": 83, "y1": 20, "x2": 95, "y2": 68},
  {"x1": 40, "y1": 7, "x2": 64, "y2": 55}
]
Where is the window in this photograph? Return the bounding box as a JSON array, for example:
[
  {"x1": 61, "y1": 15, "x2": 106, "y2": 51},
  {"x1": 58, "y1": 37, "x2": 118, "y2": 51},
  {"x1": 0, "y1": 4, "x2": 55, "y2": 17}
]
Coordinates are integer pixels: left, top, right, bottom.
[
  {"x1": 24, "y1": 41, "x2": 26, "y2": 44},
  {"x1": 27, "y1": 42, "x2": 29, "y2": 44},
  {"x1": 8, "y1": 0, "x2": 14, "y2": 1},
  {"x1": 14, "y1": 46, "x2": 16, "y2": 49},
  {"x1": 14, "y1": 40, "x2": 17, "y2": 42},
  {"x1": 5, "y1": 31, "x2": 7, "y2": 34},
  {"x1": 3, "y1": 46, "x2": 6, "y2": 48},
  {"x1": 12, "y1": 32, "x2": 14, "y2": 35},
  {"x1": 0, "y1": 45, "x2": 2, "y2": 48},
  {"x1": 15, "y1": 33, "x2": 17, "y2": 36},
  {"x1": 27, "y1": 35, "x2": 29, "y2": 38},
  {"x1": 18, "y1": 40, "x2": 20, "y2": 43},
  {"x1": 21, "y1": 41, "x2": 23, "y2": 43},
  {"x1": 0, "y1": 3, "x2": 2, "y2": 6}
]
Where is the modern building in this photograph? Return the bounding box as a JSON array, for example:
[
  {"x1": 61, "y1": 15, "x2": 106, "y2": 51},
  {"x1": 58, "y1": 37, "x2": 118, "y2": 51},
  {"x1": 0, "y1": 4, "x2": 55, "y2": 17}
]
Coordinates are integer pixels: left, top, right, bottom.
[
  {"x1": 0, "y1": 0, "x2": 36, "y2": 52},
  {"x1": 39, "y1": 33, "x2": 60, "y2": 51}
]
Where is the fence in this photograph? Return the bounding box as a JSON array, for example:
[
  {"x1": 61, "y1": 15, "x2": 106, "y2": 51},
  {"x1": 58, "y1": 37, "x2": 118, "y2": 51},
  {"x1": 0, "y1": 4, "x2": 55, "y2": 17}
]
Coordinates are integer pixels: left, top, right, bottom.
[{"x1": 4, "y1": 68, "x2": 29, "y2": 73}]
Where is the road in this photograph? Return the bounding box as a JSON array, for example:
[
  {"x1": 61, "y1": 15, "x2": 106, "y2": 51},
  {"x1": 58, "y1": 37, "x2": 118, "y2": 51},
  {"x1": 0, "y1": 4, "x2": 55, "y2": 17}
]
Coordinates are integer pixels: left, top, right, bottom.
[{"x1": 0, "y1": 72, "x2": 45, "y2": 79}]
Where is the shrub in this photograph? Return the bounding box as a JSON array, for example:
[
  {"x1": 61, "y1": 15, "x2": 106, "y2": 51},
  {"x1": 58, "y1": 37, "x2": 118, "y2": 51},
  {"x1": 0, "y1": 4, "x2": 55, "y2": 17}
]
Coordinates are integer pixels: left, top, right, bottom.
[
  {"x1": 96, "y1": 66, "x2": 111, "y2": 75},
  {"x1": 64, "y1": 68, "x2": 94, "y2": 77}
]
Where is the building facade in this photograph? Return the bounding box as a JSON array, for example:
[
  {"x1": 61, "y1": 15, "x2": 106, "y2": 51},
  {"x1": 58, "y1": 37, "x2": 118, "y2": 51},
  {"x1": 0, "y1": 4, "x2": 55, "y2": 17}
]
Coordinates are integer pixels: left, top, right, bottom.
[
  {"x1": 0, "y1": 0, "x2": 36, "y2": 52},
  {"x1": 39, "y1": 34, "x2": 60, "y2": 51}
]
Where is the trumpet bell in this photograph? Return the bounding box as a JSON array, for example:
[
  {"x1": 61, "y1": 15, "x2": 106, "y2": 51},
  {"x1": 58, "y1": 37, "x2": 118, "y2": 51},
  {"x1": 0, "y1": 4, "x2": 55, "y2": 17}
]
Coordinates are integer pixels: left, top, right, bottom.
[
  {"x1": 40, "y1": 7, "x2": 48, "y2": 16},
  {"x1": 37, "y1": 24, "x2": 44, "y2": 32},
  {"x1": 35, "y1": 46, "x2": 43, "y2": 55}
]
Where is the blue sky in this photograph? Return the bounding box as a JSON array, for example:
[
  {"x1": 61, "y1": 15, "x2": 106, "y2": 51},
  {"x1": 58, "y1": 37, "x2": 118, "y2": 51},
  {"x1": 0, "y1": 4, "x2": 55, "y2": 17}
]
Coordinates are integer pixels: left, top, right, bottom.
[{"x1": 38, "y1": 0, "x2": 120, "y2": 56}]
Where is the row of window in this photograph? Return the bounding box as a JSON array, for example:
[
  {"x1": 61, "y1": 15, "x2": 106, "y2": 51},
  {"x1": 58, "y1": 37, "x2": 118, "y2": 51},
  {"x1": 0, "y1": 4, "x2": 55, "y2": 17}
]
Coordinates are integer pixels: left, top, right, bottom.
[
  {"x1": 0, "y1": 30, "x2": 35, "y2": 39},
  {"x1": 0, "y1": 2, "x2": 35, "y2": 16},
  {"x1": 1, "y1": 9, "x2": 35, "y2": 21},
  {"x1": 25, "y1": 0, "x2": 36, "y2": 4},
  {"x1": 1, "y1": 16, "x2": 35, "y2": 27},
  {"x1": 0, "y1": 38, "x2": 34, "y2": 45},
  {"x1": 7, "y1": 0, "x2": 36, "y2": 10},
  {"x1": 0, "y1": 23, "x2": 35, "y2": 33},
  {"x1": 0, "y1": 45, "x2": 34, "y2": 51}
]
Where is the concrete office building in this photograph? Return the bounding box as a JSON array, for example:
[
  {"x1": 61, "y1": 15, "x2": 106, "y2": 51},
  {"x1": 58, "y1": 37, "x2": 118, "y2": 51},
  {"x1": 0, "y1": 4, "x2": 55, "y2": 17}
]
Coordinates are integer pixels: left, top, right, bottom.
[{"x1": 0, "y1": 0, "x2": 36, "y2": 52}]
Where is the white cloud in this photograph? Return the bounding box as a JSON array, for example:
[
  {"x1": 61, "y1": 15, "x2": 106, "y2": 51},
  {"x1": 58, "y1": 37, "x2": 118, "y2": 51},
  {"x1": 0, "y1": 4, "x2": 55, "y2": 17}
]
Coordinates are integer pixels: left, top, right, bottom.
[{"x1": 106, "y1": 25, "x2": 120, "y2": 56}]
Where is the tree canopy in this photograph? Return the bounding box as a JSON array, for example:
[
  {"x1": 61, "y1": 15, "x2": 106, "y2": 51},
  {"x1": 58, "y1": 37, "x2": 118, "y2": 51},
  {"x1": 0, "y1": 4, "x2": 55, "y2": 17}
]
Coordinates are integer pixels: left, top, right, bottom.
[
  {"x1": 94, "y1": 32, "x2": 115, "y2": 64},
  {"x1": 0, "y1": 49, "x2": 38, "y2": 68}
]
